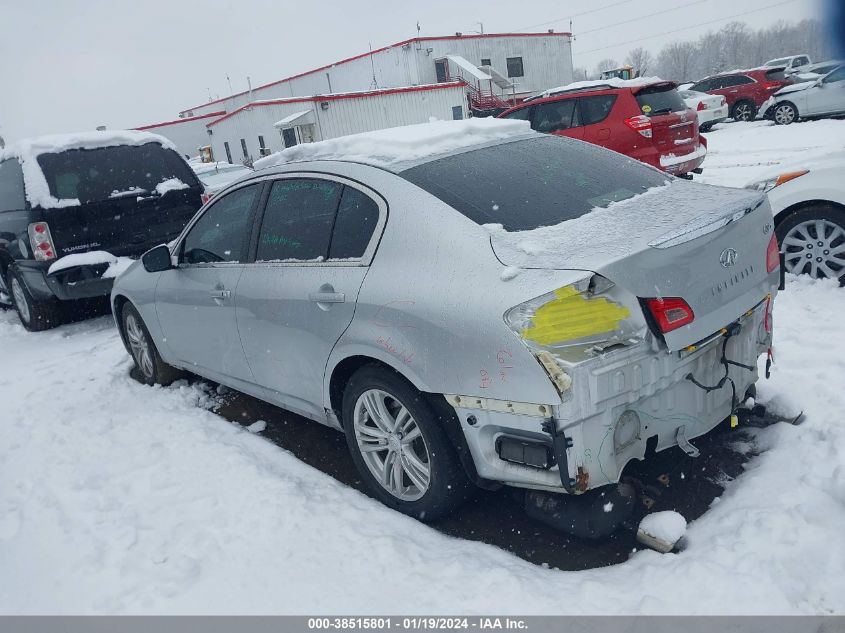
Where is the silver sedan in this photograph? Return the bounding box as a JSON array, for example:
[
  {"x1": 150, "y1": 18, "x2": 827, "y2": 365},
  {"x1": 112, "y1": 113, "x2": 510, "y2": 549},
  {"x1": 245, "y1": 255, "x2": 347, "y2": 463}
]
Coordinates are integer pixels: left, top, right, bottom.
[{"x1": 112, "y1": 133, "x2": 780, "y2": 536}]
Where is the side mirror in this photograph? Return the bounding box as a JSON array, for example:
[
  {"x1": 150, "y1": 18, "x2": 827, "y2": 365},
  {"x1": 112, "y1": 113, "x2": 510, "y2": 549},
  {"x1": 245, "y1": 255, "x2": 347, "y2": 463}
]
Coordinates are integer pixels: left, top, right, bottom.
[{"x1": 142, "y1": 244, "x2": 174, "y2": 273}]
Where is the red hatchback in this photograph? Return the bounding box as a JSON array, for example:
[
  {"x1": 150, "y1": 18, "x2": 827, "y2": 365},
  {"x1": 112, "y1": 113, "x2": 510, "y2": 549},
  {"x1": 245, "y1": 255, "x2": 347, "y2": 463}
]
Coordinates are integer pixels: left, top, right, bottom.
[
  {"x1": 498, "y1": 80, "x2": 706, "y2": 176},
  {"x1": 688, "y1": 67, "x2": 793, "y2": 121}
]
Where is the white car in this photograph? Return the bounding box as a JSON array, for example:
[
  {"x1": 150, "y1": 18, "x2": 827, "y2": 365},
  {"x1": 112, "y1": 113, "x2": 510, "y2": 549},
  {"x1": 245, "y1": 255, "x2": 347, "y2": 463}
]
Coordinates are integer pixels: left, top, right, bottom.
[
  {"x1": 764, "y1": 54, "x2": 813, "y2": 75},
  {"x1": 746, "y1": 149, "x2": 845, "y2": 283},
  {"x1": 191, "y1": 162, "x2": 253, "y2": 203},
  {"x1": 762, "y1": 64, "x2": 845, "y2": 125},
  {"x1": 679, "y1": 89, "x2": 729, "y2": 131}
]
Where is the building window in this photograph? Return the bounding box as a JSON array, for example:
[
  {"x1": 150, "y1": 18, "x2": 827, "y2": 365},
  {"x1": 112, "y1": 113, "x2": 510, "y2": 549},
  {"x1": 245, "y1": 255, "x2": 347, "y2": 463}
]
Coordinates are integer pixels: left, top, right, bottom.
[
  {"x1": 224, "y1": 142, "x2": 232, "y2": 164},
  {"x1": 481, "y1": 58, "x2": 491, "y2": 67},
  {"x1": 240, "y1": 139, "x2": 249, "y2": 160},
  {"x1": 506, "y1": 56, "x2": 524, "y2": 78},
  {"x1": 258, "y1": 135, "x2": 268, "y2": 156},
  {"x1": 452, "y1": 106, "x2": 463, "y2": 120},
  {"x1": 282, "y1": 128, "x2": 298, "y2": 148},
  {"x1": 435, "y1": 59, "x2": 449, "y2": 83}
]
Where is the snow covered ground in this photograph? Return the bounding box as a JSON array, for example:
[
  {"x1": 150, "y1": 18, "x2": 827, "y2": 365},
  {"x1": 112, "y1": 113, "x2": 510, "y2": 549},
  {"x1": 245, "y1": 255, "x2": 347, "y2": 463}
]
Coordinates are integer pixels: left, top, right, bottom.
[{"x1": 2, "y1": 120, "x2": 845, "y2": 615}]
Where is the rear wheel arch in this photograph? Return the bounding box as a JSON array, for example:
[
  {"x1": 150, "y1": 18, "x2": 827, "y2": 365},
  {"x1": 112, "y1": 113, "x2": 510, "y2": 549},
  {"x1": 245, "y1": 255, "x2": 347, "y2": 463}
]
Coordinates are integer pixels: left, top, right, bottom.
[{"x1": 327, "y1": 354, "x2": 487, "y2": 488}]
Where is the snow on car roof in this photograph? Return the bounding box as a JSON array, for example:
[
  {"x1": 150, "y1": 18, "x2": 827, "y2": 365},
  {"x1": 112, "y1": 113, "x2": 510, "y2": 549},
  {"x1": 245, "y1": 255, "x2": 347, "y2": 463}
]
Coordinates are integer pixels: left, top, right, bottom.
[
  {"x1": 540, "y1": 76, "x2": 669, "y2": 97},
  {"x1": 0, "y1": 129, "x2": 176, "y2": 210},
  {"x1": 253, "y1": 118, "x2": 535, "y2": 171}
]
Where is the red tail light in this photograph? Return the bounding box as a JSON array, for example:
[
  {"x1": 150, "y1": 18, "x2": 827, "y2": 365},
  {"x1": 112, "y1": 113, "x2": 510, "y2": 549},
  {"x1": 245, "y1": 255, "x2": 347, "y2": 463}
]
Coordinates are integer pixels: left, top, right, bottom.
[
  {"x1": 763, "y1": 82, "x2": 781, "y2": 91},
  {"x1": 644, "y1": 297, "x2": 695, "y2": 333},
  {"x1": 201, "y1": 192, "x2": 211, "y2": 205},
  {"x1": 28, "y1": 222, "x2": 56, "y2": 261},
  {"x1": 697, "y1": 101, "x2": 707, "y2": 111},
  {"x1": 624, "y1": 115, "x2": 653, "y2": 138},
  {"x1": 766, "y1": 233, "x2": 780, "y2": 273}
]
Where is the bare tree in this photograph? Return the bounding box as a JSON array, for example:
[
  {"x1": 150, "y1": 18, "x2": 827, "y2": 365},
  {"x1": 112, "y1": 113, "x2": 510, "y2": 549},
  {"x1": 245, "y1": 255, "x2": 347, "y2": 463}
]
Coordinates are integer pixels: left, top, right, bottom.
[
  {"x1": 626, "y1": 47, "x2": 653, "y2": 76},
  {"x1": 594, "y1": 58, "x2": 619, "y2": 76},
  {"x1": 656, "y1": 41, "x2": 697, "y2": 82}
]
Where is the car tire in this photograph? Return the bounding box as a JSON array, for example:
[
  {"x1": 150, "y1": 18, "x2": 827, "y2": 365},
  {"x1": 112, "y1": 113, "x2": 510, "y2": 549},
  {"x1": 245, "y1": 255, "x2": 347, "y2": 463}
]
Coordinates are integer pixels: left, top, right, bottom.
[
  {"x1": 121, "y1": 302, "x2": 183, "y2": 385},
  {"x1": 0, "y1": 268, "x2": 12, "y2": 309},
  {"x1": 732, "y1": 100, "x2": 757, "y2": 122},
  {"x1": 7, "y1": 267, "x2": 64, "y2": 331},
  {"x1": 699, "y1": 122, "x2": 713, "y2": 133},
  {"x1": 773, "y1": 102, "x2": 798, "y2": 126},
  {"x1": 341, "y1": 364, "x2": 471, "y2": 521},
  {"x1": 775, "y1": 204, "x2": 845, "y2": 285}
]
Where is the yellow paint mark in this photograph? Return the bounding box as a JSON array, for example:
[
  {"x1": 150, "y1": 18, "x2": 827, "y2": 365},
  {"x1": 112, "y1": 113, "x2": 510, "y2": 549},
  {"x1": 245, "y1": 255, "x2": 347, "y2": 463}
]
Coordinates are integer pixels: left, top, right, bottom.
[
  {"x1": 730, "y1": 414, "x2": 739, "y2": 428},
  {"x1": 521, "y1": 286, "x2": 630, "y2": 346}
]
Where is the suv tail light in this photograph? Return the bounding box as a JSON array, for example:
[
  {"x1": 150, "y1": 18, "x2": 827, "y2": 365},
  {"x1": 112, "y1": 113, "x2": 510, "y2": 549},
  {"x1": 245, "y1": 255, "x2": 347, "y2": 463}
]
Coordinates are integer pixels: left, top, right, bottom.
[
  {"x1": 697, "y1": 101, "x2": 708, "y2": 111},
  {"x1": 644, "y1": 297, "x2": 695, "y2": 333},
  {"x1": 624, "y1": 115, "x2": 653, "y2": 138},
  {"x1": 766, "y1": 233, "x2": 780, "y2": 273},
  {"x1": 762, "y1": 82, "x2": 781, "y2": 91},
  {"x1": 201, "y1": 192, "x2": 211, "y2": 205},
  {"x1": 28, "y1": 222, "x2": 57, "y2": 261}
]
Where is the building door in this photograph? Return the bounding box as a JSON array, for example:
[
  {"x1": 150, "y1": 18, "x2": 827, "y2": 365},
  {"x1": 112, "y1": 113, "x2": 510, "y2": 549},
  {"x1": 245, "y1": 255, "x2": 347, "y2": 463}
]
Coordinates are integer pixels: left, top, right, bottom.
[
  {"x1": 435, "y1": 59, "x2": 449, "y2": 83},
  {"x1": 282, "y1": 128, "x2": 298, "y2": 148}
]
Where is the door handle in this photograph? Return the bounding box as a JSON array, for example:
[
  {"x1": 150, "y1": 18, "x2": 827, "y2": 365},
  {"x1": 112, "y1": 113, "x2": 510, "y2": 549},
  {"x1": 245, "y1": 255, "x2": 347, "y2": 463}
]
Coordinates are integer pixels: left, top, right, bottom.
[
  {"x1": 210, "y1": 289, "x2": 231, "y2": 299},
  {"x1": 309, "y1": 291, "x2": 345, "y2": 303}
]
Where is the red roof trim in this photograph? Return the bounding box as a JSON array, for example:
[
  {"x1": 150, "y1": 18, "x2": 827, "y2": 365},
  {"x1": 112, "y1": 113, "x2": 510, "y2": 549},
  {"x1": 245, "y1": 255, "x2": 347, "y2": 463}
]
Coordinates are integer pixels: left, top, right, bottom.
[
  {"x1": 135, "y1": 111, "x2": 227, "y2": 130},
  {"x1": 180, "y1": 32, "x2": 570, "y2": 114},
  {"x1": 206, "y1": 81, "x2": 467, "y2": 128}
]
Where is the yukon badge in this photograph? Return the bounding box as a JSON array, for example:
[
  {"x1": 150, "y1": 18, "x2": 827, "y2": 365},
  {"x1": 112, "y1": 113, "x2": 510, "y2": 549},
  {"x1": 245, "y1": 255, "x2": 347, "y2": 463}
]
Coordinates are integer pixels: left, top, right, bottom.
[{"x1": 720, "y1": 248, "x2": 739, "y2": 268}]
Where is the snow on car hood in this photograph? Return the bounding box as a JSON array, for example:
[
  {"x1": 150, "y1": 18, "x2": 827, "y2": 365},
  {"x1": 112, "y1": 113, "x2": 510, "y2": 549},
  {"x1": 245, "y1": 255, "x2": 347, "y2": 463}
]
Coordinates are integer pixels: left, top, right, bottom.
[
  {"x1": 254, "y1": 118, "x2": 534, "y2": 170},
  {"x1": 0, "y1": 130, "x2": 177, "y2": 210},
  {"x1": 486, "y1": 180, "x2": 765, "y2": 270},
  {"x1": 774, "y1": 81, "x2": 815, "y2": 96}
]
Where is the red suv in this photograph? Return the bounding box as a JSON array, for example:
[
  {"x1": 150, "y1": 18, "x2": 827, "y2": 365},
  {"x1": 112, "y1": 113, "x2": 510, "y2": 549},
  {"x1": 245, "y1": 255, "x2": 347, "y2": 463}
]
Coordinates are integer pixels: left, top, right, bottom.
[
  {"x1": 498, "y1": 80, "x2": 706, "y2": 177},
  {"x1": 688, "y1": 68, "x2": 793, "y2": 121}
]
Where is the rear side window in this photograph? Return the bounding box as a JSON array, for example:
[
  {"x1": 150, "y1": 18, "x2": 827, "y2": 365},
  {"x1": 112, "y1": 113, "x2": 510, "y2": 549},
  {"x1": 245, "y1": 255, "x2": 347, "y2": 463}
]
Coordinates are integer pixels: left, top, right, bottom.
[
  {"x1": 532, "y1": 99, "x2": 578, "y2": 133},
  {"x1": 182, "y1": 184, "x2": 260, "y2": 264},
  {"x1": 690, "y1": 79, "x2": 713, "y2": 92},
  {"x1": 635, "y1": 86, "x2": 687, "y2": 116},
  {"x1": 400, "y1": 136, "x2": 668, "y2": 232},
  {"x1": 578, "y1": 95, "x2": 617, "y2": 125},
  {"x1": 328, "y1": 186, "x2": 380, "y2": 260},
  {"x1": 0, "y1": 159, "x2": 26, "y2": 212},
  {"x1": 256, "y1": 179, "x2": 343, "y2": 262},
  {"x1": 36, "y1": 143, "x2": 198, "y2": 205}
]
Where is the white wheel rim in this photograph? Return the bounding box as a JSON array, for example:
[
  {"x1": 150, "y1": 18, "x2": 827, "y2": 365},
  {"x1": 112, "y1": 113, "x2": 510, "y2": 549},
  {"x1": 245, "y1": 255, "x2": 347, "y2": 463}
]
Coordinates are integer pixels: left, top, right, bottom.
[
  {"x1": 775, "y1": 105, "x2": 795, "y2": 124},
  {"x1": 11, "y1": 277, "x2": 30, "y2": 324},
  {"x1": 782, "y1": 219, "x2": 845, "y2": 279},
  {"x1": 353, "y1": 389, "x2": 431, "y2": 502},
  {"x1": 736, "y1": 104, "x2": 752, "y2": 120},
  {"x1": 125, "y1": 313, "x2": 154, "y2": 378}
]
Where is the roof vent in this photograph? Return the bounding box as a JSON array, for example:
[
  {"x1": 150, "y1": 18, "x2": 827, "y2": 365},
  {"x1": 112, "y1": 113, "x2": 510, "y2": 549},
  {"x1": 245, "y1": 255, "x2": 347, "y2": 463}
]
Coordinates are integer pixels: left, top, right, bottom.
[
  {"x1": 455, "y1": 32, "x2": 462, "y2": 37},
  {"x1": 548, "y1": 29, "x2": 554, "y2": 33}
]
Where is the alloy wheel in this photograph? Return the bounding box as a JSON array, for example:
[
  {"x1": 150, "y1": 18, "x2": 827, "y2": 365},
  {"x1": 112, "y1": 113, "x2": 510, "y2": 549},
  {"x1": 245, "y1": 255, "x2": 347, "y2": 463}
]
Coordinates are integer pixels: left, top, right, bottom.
[
  {"x1": 125, "y1": 313, "x2": 154, "y2": 378},
  {"x1": 735, "y1": 103, "x2": 753, "y2": 121},
  {"x1": 353, "y1": 389, "x2": 431, "y2": 501},
  {"x1": 10, "y1": 277, "x2": 30, "y2": 324},
  {"x1": 781, "y1": 219, "x2": 845, "y2": 279},
  {"x1": 774, "y1": 104, "x2": 796, "y2": 125}
]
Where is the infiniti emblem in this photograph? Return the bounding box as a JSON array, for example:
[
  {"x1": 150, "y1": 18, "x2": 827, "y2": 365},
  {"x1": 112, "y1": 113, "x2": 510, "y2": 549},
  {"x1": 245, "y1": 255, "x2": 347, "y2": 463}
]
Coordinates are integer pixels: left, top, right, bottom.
[{"x1": 720, "y1": 248, "x2": 739, "y2": 268}]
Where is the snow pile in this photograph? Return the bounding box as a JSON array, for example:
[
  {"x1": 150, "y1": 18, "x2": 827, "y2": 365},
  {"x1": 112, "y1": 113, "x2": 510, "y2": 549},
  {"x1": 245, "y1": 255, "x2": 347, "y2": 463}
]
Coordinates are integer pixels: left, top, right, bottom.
[
  {"x1": 0, "y1": 130, "x2": 176, "y2": 210},
  {"x1": 254, "y1": 118, "x2": 534, "y2": 170},
  {"x1": 47, "y1": 251, "x2": 133, "y2": 279},
  {"x1": 154, "y1": 178, "x2": 189, "y2": 196},
  {"x1": 542, "y1": 76, "x2": 667, "y2": 97},
  {"x1": 637, "y1": 512, "x2": 687, "y2": 553}
]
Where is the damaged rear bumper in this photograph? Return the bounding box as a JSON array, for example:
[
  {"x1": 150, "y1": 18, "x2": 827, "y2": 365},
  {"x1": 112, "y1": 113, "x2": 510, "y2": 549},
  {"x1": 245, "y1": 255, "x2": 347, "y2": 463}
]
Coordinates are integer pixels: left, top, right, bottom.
[{"x1": 449, "y1": 297, "x2": 772, "y2": 495}]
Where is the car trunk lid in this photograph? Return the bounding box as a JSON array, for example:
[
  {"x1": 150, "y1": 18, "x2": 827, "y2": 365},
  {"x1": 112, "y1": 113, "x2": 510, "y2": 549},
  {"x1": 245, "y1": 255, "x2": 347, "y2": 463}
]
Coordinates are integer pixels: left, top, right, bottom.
[{"x1": 488, "y1": 181, "x2": 776, "y2": 351}]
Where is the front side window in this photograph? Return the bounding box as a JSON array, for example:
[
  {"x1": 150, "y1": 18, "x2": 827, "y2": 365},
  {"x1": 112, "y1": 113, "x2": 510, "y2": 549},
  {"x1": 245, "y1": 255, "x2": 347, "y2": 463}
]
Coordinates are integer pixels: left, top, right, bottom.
[
  {"x1": 256, "y1": 179, "x2": 343, "y2": 262},
  {"x1": 531, "y1": 99, "x2": 578, "y2": 133},
  {"x1": 578, "y1": 95, "x2": 618, "y2": 125},
  {"x1": 824, "y1": 66, "x2": 845, "y2": 83},
  {"x1": 182, "y1": 184, "x2": 260, "y2": 264},
  {"x1": 328, "y1": 186, "x2": 380, "y2": 260},
  {"x1": 506, "y1": 57, "x2": 524, "y2": 78}
]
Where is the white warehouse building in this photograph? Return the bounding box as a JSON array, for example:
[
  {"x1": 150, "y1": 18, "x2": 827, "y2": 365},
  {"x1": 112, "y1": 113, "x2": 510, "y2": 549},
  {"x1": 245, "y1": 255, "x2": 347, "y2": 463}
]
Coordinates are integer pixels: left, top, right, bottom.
[
  {"x1": 140, "y1": 32, "x2": 573, "y2": 161},
  {"x1": 180, "y1": 32, "x2": 573, "y2": 120},
  {"x1": 207, "y1": 82, "x2": 469, "y2": 164}
]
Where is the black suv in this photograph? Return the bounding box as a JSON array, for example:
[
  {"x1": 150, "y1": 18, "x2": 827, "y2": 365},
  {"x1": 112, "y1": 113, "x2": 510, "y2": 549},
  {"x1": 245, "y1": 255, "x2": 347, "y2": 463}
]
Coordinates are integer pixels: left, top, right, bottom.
[{"x1": 0, "y1": 132, "x2": 203, "y2": 331}]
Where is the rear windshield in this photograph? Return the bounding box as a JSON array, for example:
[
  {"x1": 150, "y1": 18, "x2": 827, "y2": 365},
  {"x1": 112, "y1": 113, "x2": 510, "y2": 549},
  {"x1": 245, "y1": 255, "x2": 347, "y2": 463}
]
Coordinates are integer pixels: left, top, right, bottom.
[
  {"x1": 196, "y1": 166, "x2": 252, "y2": 187},
  {"x1": 400, "y1": 136, "x2": 668, "y2": 232},
  {"x1": 634, "y1": 85, "x2": 687, "y2": 116},
  {"x1": 37, "y1": 143, "x2": 199, "y2": 204},
  {"x1": 765, "y1": 69, "x2": 788, "y2": 81}
]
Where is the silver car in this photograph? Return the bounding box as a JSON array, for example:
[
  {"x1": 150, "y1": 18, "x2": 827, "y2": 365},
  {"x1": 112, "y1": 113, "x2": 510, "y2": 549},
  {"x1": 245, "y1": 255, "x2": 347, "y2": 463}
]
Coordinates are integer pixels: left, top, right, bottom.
[{"x1": 111, "y1": 134, "x2": 780, "y2": 535}]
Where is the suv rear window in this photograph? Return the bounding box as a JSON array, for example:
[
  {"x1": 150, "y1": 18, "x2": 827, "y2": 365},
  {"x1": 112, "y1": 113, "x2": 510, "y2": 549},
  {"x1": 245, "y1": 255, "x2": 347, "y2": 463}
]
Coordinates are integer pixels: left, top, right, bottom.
[
  {"x1": 765, "y1": 69, "x2": 788, "y2": 81},
  {"x1": 634, "y1": 85, "x2": 687, "y2": 116},
  {"x1": 37, "y1": 143, "x2": 199, "y2": 205},
  {"x1": 400, "y1": 136, "x2": 667, "y2": 232}
]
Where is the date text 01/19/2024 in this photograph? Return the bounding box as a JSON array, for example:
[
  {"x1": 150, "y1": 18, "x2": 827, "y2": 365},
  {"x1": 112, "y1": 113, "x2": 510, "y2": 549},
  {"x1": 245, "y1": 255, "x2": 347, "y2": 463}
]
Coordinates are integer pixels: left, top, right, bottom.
[{"x1": 307, "y1": 617, "x2": 529, "y2": 630}]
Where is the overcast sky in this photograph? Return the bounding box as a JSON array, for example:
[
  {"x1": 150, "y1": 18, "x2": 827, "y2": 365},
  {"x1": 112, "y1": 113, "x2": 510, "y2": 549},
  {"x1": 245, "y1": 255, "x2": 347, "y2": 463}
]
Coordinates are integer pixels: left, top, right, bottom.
[{"x1": 0, "y1": 0, "x2": 826, "y2": 143}]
